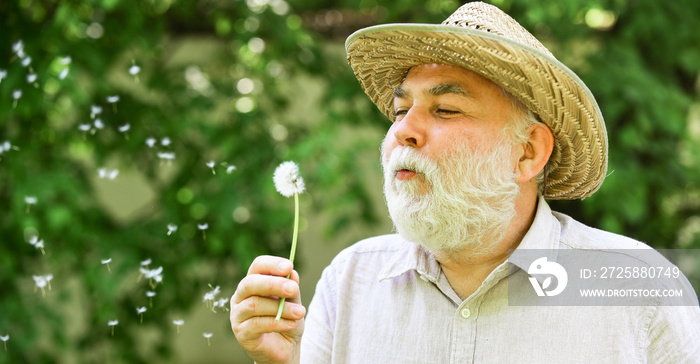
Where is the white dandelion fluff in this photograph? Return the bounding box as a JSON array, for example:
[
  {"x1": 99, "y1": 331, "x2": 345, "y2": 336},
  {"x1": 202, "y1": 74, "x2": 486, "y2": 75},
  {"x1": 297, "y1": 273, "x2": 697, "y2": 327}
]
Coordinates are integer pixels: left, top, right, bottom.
[
  {"x1": 203, "y1": 332, "x2": 213, "y2": 346},
  {"x1": 173, "y1": 319, "x2": 184, "y2": 335},
  {"x1": 101, "y1": 258, "x2": 112, "y2": 272},
  {"x1": 78, "y1": 124, "x2": 91, "y2": 132},
  {"x1": 161, "y1": 137, "x2": 171, "y2": 146},
  {"x1": 141, "y1": 258, "x2": 152, "y2": 266},
  {"x1": 166, "y1": 224, "x2": 178, "y2": 236},
  {"x1": 145, "y1": 137, "x2": 156, "y2": 148},
  {"x1": 108, "y1": 320, "x2": 119, "y2": 336},
  {"x1": 60, "y1": 56, "x2": 72, "y2": 65},
  {"x1": 90, "y1": 105, "x2": 102, "y2": 119},
  {"x1": 59, "y1": 68, "x2": 69, "y2": 80},
  {"x1": 226, "y1": 165, "x2": 237, "y2": 174},
  {"x1": 26, "y1": 73, "x2": 37, "y2": 83},
  {"x1": 93, "y1": 119, "x2": 104, "y2": 130},
  {"x1": 129, "y1": 65, "x2": 141, "y2": 75},
  {"x1": 118, "y1": 123, "x2": 130, "y2": 132},
  {"x1": 107, "y1": 95, "x2": 119, "y2": 103},
  {"x1": 21, "y1": 57, "x2": 31, "y2": 67},
  {"x1": 0, "y1": 69, "x2": 7, "y2": 83},
  {"x1": 25, "y1": 196, "x2": 37, "y2": 213},
  {"x1": 1, "y1": 334, "x2": 8, "y2": 352},
  {"x1": 273, "y1": 161, "x2": 305, "y2": 197},
  {"x1": 136, "y1": 306, "x2": 147, "y2": 323}
]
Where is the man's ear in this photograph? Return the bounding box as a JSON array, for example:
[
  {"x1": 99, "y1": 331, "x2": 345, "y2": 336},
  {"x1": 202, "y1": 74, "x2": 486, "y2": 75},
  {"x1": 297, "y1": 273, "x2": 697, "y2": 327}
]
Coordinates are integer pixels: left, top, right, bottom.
[{"x1": 516, "y1": 123, "x2": 553, "y2": 183}]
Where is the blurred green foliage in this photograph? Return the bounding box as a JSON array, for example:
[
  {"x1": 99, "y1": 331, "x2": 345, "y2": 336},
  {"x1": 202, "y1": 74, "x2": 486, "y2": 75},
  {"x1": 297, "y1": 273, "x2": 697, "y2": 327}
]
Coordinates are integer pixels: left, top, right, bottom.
[{"x1": 1, "y1": 0, "x2": 699, "y2": 362}]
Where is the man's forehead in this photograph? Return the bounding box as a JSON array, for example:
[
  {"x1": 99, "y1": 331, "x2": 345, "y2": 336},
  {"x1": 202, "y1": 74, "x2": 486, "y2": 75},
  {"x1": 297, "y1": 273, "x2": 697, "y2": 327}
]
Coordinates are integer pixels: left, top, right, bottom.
[{"x1": 393, "y1": 64, "x2": 496, "y2": 99}]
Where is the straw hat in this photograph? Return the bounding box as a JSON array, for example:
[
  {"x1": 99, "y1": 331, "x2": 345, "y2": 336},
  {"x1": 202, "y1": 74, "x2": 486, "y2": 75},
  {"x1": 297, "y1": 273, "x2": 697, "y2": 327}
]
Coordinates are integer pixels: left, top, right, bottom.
[{"x1": 345, "y1": 1, "x2": 608, "y2": 200}]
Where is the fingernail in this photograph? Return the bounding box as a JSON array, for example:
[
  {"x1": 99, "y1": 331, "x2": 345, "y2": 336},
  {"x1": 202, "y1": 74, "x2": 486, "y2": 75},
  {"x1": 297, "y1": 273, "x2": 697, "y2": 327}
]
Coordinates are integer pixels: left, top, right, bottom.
[
  {"x1": 292, "y1": 305, "x2": 306, "y2": 317},
  {"x1": 278, "y1": 261, "x2": 292, "y2": 272},
  {"x1": 283, "y1": 282, "x2": 296, "y2": 294}
]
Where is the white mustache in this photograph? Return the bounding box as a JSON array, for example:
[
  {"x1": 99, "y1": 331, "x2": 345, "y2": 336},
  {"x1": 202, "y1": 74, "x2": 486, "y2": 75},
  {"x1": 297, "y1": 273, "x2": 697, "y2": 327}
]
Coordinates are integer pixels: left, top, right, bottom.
[{"x1": 383, "y1": 146, "x2": 437, "y2": 178}]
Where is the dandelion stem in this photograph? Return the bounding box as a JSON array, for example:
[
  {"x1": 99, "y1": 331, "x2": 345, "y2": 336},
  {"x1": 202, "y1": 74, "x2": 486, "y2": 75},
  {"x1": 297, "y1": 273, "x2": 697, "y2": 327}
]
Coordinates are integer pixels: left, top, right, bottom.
[
  {"x1": 206, "y1": 338, "x2": 211, "y2": 347},
  {"x1": 276, "y1": 193, "x2": 300, "y2": 322},
  {"x1": 111, "y1": 326, "x2": 114, "y2": 336},
  {"x1": 106, "y1": 263, "x2": 111, "y2": 273},
  {"x1": 140, "y1": 313, "x2": 143, "y2": 324},
  {"x1": 3, "y1": 341, "x2": 6, "y2": 352}
]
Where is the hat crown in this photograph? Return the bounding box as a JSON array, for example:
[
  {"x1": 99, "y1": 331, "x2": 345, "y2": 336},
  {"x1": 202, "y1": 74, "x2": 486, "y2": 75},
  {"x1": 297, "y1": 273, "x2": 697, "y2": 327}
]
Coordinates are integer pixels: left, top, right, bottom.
[{"x1": 441, "y1": 2, "x2": 553, "y2": 57}]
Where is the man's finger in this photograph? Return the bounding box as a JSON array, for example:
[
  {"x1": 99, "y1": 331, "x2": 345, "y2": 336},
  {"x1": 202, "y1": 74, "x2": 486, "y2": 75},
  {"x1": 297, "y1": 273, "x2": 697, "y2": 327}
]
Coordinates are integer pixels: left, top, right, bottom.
[{"x1": 231, "y1": 274, "x2": 300, "y2": 304}]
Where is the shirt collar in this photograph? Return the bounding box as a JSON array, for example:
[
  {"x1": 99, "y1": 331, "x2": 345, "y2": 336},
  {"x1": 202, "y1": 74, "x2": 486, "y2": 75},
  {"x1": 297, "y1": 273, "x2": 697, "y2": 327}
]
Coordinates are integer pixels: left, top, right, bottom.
[
  {"x1": 377, "y1": 195, "x2": 561, "y2": 283},
  {"x1": 378, "y1": 238, "x2": 442, "y2": 283}
]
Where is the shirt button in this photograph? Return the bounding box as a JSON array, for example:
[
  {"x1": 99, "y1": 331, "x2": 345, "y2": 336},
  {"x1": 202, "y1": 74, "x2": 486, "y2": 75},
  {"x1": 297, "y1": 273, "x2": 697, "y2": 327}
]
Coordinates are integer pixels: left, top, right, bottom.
[{"x1": 460, "y1": 308, "x2": 471, "y2": 319}]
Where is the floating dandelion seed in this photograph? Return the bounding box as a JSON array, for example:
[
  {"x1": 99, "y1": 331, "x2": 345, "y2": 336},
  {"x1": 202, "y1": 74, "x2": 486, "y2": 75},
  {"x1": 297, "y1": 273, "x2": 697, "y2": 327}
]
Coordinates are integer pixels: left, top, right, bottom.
[
  {"x1": 32, "y1": 275, "x2": 51, "y2": 297},
  {"x1": 28, "y1": 236, "x2": 46, "y2": 255},
  {"x1": 101, "y1": 258, "x2": 112, "y2": 273},
  {"x1": 145, "y1": 137, "x2": 156, "y2": 148},
  {"x1": 59, "y1": 68, "x2": 69, "y2": 80},
  {"x1": 12, "y1": 40, "x2": 24, "y2": 57},
  {"x1": 25, "y1": 196, "x2": 37, "y2": 213},
  {"x1": 198, "y1": 223, "x2": 209, "y2": 240},
  {"x1": 172, "y1": 320, "x2": 184, "y2": 335},
  {"x1": 0, "y1": 69, "x2": 7, "y2": 83},
  {"x1": 273, "y1": 161, "x2": 305, "y2": 321},
  {"x1": 21, "y1": 57, "x2": 31, "y2": 67},
  {"x1": 226, "y1": 165, "x2": 237, "y2": 174},
  {"x1": 0, "y1": 335, "x2": 8, "y2": 352},
  {"x1": 146, "y1": 291, "x2": 156, "y2": 307},
  {"x1": 60, "y1": 56, "x2": 71, "y2": 65},
  {"x1": 203, "y1": 285, "x2": 220, "y2": 308},
  {"x1": 108, "y1": 320, "x2": 119, "y2": 336},
  {"x1": 90, "y1": 105, "x2": 102, "y2": 119},
  {"x1": 93, "y1": 119, "x2": 104, "y2": 130},
  {"x1": 203, "y1": 332, "x2": 213, "y2": 347},
  {"x1": 212, "y1": 298, "x2": 229, "y2": 313},
  {"x1": 161, "y1": 137, "x2": 171, "y2": 146},
  {"x1": 141, "y1": 258, "x2": 152, "y2": 267},
  {"x1": 98, "y1": 168, "x2": 119, "y2": 180},
  {"x1": 139, "y1": 266, "x2": 163, "y2": 289},
  {"x1": 136, "y1": 306, "x2": 147, "y2": 323},
  {"x1": 78, "y1": 124, "x2": 91, "y2": 131},
  {"x1": 206, "y1": 161, "x2": 216, "y2": 174},
  {"x1": 129, "y1": 65, "x2": 141, "y2": 82},
  {"x1": 107, "y1": 95, "x2": 119, "y2": 112},
  {"x1": 118, "y1": 124, "x2": 130, "y2": 139},
  {"x1": 12, "y1": 90, "x2": 22, "y2": 109},
  {"x1": 167, "y1": 224, "x2": 178, "y2": 236},
  {"x1": 157, "y1": 152, "x2": 176, "y2": 165},
  {"x1": 27, "y1": 73, "x2": 37, "y2": 84}
]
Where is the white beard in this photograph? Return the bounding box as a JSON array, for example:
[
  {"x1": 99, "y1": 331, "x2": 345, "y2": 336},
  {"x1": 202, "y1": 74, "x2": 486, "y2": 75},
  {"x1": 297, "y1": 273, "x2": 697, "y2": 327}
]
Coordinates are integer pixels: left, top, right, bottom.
[{"x1": 381, "y1": 137, "x2": 520, "y2": 256}]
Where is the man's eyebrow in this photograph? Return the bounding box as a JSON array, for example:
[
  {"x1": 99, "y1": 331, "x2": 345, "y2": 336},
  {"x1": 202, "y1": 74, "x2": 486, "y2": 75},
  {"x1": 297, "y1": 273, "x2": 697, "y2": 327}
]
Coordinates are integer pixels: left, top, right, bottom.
[
  {"x1": 428, "y1": 83, "x2": 469, "y2": 97},
  {"x1": 393, "y1": 83, "x2": 469, "y2": 99}
]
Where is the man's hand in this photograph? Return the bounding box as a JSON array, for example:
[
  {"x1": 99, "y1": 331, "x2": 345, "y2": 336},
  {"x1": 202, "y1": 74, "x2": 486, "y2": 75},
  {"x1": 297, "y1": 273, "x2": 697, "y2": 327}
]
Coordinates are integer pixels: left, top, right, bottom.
[{"x1": 230, "y1": 255, "x2": 306, "y2": 364}]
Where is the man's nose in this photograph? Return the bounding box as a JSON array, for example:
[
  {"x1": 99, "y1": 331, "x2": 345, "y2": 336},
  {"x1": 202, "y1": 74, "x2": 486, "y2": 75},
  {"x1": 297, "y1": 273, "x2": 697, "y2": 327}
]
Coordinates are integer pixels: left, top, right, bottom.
[{"x1": 393, "y1": 108, "x2": 427, "y2": 148}]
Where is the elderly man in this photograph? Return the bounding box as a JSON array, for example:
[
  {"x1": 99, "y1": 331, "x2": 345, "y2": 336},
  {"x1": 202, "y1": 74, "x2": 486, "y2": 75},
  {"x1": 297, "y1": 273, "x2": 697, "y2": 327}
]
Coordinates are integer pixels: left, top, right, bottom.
[{"x1": 230, "y1": 2, "x2": 700, "y2": 363}]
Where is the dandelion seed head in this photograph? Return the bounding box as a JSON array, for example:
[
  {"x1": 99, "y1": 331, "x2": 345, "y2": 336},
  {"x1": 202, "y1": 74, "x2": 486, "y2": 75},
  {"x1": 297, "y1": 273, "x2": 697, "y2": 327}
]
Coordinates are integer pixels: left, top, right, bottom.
[
  {"x1": 33, "y1": 239, "x2": 44, "y2": 249},
  {"x1": 12, "y1": 40, "x2": 24, "y2": 54},
  {"x1": 26, "y1": 73, "x2": 37, "y2": 83},
  {"x1": 32, "y1": 275, "x2": 47, "y2": 288},
  {"x1": 145, "y1": 137, "x2": 156, "y2": 148},
  {"x1": 213, "y1": 298, "x2": 228, "y2": 308},
  {"x1": 0, "y1": 70, "x2": 7, "y2": 82},
  {"x1": 206, "y1": 161, "x2": 215, "y2": 169},
  {"x1": 59, "y1": 68, "x2": 69, "y2": 79},
  {"x1": 226, "y1": 165, "x2": 237, "y2": 174},
  {"x1": 21, "y1": 57, "x2": 31, "y2": 67},
  {"x1": 107, "y1": 95, "x2": 119, "y2": 103},
  {"x1": 12, "y1": 90, "x2": 22, "y2": 100},
  {"x1": 93, "y1": 119, "x2": 104, "y2": 129},
  {"x1": 0, "y1": 335, "x2": 8, "y2": 342},
  {"x1": 60, "y1": 56, "x2": 72, "y2": 65},
  {"x1": 129, "y1": 65, "x2": 141, "y2": 75},
  {"x1": 136, "y1": 307, "x2": 147, "y2": 314},
  {"x1": 203, "y1": 332, "x2": 213, "y2": 338},
  {"x1": 108, "y1": 320, "x2": 119, "y2": 326},
  {"x1": 25, "y1": 196, "x2": 37, "y2": 204},
  {"x1": 161, "y1": 137, "x2": 171, "y2": 146},
  {"x1": 273, "y1": 161, "x2": 305, "y2": 197},
  {"x1": 90, "y1": 105, "x2": 102, "y2": 118},
  {"x1": 78, "y1": 124, "x2": 91, "y2": 131},
  {"x1": 173, "y1": 320, "x2": 184, "y2": 326},
  {"x1": 146, "y1": 291, "x2": 156, "y2": 297},
  {"x1": 141, "y1": 258, "x2": 152, "y2": 266},
  {"x1": 118, "y1": 124, "x2": 130, "y2": 132},
  {"x1": 197, "y1": 223, "x2": 208, "y2": 230},
  {"x1": 101, "y1": 258, "x2": 112, "y2": 264}
]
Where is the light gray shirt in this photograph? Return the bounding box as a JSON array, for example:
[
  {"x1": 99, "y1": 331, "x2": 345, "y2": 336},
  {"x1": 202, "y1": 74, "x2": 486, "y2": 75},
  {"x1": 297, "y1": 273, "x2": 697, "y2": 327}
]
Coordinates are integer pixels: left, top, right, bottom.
[{"x1": 301, "y1": 197, "x2": 700, "y2": 363}]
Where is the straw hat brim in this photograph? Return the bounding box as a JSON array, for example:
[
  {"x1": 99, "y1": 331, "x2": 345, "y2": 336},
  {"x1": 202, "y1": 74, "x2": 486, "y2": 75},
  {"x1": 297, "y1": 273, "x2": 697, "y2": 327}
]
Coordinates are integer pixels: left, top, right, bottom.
[{"x1": 346, "y1": 24, "x2": 608, "y2": 200}]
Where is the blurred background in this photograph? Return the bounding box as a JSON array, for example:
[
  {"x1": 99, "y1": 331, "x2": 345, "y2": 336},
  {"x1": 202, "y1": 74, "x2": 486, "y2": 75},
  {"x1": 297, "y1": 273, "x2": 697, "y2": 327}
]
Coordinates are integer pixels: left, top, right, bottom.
[{"x1": 1, "y1": 0, "x2": 699, "y2": 362}]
